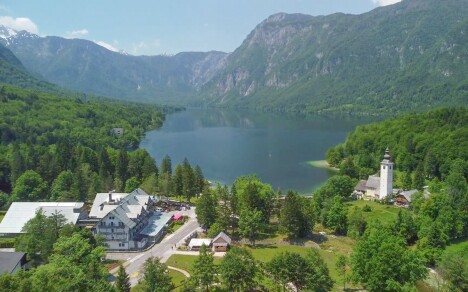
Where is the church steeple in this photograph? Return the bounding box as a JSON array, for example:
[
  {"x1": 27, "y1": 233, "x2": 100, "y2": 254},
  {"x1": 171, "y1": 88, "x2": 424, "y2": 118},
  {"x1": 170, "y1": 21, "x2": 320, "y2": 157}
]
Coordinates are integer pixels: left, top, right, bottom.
[{"x1": 379, "y1": 147, "x2": 394, "y2": 200}]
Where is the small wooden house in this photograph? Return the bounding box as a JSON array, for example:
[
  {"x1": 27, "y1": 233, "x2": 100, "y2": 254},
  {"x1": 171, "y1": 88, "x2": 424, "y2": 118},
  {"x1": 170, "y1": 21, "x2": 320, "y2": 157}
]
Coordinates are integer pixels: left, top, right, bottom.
[
  {"x1": 395, "y1": 189, "x2": 418, "y2": 208},
  {"x1": 212, "y1": 232, "x2": 231, "y2": 252}
]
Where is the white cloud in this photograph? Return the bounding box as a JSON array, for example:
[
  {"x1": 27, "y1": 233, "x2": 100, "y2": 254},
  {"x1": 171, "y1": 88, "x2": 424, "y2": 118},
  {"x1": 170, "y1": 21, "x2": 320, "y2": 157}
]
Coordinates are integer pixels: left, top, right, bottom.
[
  {"x1": 0, "y1": 16, "x2": 38, "y2": 33},
  {"x1": 372, "y1": 0, "x2": 402, "y2": 6},
  {"x1": 95, "y1": 40, "x2": 119, "y2": 52},
  {"x1": 65, "y1": 29, "x2": 88, "y2": 39}
]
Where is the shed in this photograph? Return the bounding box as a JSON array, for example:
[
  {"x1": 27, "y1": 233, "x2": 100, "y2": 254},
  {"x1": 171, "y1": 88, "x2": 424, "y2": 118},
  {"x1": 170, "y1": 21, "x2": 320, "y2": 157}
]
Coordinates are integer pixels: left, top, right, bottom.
[
  {"x1": 188, "y1": 238, "x2": 212, "y2": 251},
  {"x1": 212, "y1": 232, "x2": 231, "y2": 252}
]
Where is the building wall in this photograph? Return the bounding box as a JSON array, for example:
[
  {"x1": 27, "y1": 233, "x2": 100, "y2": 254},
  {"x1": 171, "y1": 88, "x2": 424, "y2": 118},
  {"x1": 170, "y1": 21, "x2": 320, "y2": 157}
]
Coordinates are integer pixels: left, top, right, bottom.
[
  {"x1": 96, "y1": 215, "x2": 130, "y2": 242},
  {"x1": 379, "y1": 163, "x2": 393, "y2": 199}
]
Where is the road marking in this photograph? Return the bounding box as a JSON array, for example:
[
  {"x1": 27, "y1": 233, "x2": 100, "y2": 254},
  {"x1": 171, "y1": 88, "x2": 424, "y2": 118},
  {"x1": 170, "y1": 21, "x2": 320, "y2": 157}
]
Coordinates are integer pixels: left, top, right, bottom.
[{"x1": 128, "y1": 253, "x2": 145, "y2": 263}]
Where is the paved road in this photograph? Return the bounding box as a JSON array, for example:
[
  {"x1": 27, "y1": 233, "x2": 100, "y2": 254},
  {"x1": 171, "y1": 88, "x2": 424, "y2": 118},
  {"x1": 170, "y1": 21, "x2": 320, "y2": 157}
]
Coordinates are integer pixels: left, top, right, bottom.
[{"x1": 107, "y1": 210, "x2": 200, "y2": 286}]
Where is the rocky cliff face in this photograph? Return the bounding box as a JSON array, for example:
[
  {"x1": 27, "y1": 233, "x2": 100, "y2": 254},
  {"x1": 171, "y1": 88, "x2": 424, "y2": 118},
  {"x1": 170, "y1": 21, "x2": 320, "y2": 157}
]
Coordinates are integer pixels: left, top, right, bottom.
[
  {"x1": 1, "y1": 0, "x2": 466, "y2": 113},
  {"x1": 200, "y1": 0, "x2": 468, "y2": 113}
]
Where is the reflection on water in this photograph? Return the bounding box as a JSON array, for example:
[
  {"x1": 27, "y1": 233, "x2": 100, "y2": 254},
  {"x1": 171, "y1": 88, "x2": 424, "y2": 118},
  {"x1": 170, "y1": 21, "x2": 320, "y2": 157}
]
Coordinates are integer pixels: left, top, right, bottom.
[{"x1": 141, "y1": 109, "x2": 374, "y2": 194}]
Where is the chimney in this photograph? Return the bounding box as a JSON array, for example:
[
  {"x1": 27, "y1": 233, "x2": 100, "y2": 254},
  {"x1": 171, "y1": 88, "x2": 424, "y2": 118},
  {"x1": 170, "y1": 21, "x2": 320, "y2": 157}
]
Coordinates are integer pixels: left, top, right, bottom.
[{"x1": 109, "y1": 192, "x2": 113, "y2": 202}]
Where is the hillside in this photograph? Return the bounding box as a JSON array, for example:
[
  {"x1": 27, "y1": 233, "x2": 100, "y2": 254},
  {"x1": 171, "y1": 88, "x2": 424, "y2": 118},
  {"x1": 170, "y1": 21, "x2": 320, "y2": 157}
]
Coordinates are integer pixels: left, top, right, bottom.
[
  {"x1": 1, "y1": 30, "x2": 226, "y2": 103},
  {"x1": 1, "y1": 0, "x2": 467, "y2": 113},
  {"x1": 200, "y1": 0, "x2": 468, "y2": 114},
  {"x1": 0, "y1": 84, "x2": 165, "y2": 197},
  {"x1": 326, "y1": 107, "x2": 468, "y2": 180},
  {"x1": 0, "y1": 45, "x2": 59, "y2": 91}
]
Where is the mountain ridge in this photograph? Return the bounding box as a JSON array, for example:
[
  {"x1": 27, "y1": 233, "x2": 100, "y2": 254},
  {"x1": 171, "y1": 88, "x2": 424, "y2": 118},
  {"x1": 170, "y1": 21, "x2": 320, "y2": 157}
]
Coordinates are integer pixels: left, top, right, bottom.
[
  {"x1": 1, "y1": 0, "x2": 467, "y2": 113},
  {"x1": 199, "y1": 0, "x2": 468, "y2": 114}
]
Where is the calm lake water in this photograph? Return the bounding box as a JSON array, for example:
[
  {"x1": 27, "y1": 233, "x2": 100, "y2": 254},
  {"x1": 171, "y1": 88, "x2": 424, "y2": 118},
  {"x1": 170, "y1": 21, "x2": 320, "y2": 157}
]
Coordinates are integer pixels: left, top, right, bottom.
[{"x1": 141, "y1": 109, "x2": 372, "y2": 194}]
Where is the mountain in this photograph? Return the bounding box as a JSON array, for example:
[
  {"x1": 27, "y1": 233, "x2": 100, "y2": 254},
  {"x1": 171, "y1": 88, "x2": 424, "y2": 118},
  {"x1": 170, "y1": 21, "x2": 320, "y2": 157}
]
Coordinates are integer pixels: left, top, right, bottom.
[
  {"x1": 0, "y1": 44, "x2": 60, "y2": 91},
  {"x1": 0, "y1": 28, "x2": 227, "y2": 103},
  {"x1": 1, "y1": 0, "x2": 467, "y2": 113},
  {"x1": 199, "y1": 0, "x2": 468, "y2": 114}
]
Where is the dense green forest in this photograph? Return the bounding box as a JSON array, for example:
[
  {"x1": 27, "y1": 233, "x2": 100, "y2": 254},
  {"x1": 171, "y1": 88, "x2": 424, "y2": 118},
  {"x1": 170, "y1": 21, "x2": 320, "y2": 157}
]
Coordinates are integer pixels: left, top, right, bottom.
[
  {"x1": 0, "y1": 85, "x2": 168, "y2": 206},
  {"x1": 327, "y1": 107, "x2": 468, "y2": 181}
]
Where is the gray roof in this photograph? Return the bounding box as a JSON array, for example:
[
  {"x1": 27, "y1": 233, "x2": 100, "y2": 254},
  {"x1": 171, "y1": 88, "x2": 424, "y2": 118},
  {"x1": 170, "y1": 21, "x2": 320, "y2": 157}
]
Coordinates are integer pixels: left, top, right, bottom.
[
  {"x1": 399, "y1": 189, "x2": 418, "y2": 202},
  {"x1": 355, "y1": 180, "x2": 368, "y2": 191},
  {"x1": 366, "y1": 176, "x2": 380, "y2": 189},
  {"x1": 0, "y1": 202, "x2": 84, "y2": 235},
  {"x1": 91, "y1": 189, "x2": 152, "y2": 230},
  {"x1": 89, "y1": 188, "x2": 150, "y2": 219},
  {"x1": 213, "y1": 232, "x2": 231, "y2": 245},
  {"x1": 0, "y1": 252, "x2": 26, "y2": 274}
]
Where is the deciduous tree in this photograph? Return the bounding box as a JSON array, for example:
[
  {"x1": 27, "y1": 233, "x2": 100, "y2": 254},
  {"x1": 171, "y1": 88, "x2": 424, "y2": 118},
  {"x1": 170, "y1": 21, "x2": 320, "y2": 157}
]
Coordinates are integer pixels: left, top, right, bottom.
[{"x1": 220, "y1": 247, "x2": 258, "y2": 291}]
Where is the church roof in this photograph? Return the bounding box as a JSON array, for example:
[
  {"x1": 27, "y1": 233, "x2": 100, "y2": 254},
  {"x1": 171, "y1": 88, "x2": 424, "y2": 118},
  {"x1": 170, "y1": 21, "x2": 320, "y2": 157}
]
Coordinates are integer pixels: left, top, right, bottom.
[
  {"x1": 355, "y1": 180, "x2": 368, "y2": 192},
  {"x1": 366, "y1": 176, "x2": 380, "y2": 189},
  {"x1": 382, "y1": 147, "x2": 393, "y2": 164}
]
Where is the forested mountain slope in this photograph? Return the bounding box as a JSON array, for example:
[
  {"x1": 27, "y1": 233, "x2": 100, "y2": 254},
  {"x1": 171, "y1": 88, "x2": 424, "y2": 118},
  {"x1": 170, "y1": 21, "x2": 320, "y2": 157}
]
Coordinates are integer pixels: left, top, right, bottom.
[
  {"x1": 1, "y1": 0, "x2": 467, "y2": 114},
  {"x1": 200, "y1": 0, "x2": 468, "y2": 114},
  {"x1": 327, "y1": 107, "x2": 468, "y2": 180},
  {"x1": 0, "y1": 45, "x2": 59, "y2": 91},
  {"x1": 0, "y1": 85, "x2": 165, "y2": 202},
  {"x1": 1, "y1": 30, "x2": 226, "y2": 103}
]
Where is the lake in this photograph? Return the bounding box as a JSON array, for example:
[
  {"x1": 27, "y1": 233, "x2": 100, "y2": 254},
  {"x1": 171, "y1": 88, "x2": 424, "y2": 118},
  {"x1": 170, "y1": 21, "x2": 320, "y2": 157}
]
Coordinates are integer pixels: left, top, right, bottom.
[{"x1": 140, "y1": 109, "x2": 372, "y2": 194}]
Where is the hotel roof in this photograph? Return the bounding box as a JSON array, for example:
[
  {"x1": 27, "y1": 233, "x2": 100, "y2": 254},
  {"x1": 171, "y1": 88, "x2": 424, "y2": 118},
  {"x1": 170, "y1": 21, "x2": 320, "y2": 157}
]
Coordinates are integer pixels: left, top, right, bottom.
[{"x1": 0, "y1": 202, "x2": 83, "y2": 235}]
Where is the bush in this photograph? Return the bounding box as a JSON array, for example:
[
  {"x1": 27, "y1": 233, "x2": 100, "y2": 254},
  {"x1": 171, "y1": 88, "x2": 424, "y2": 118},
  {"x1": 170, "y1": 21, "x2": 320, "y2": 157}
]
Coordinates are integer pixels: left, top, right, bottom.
[
  {"x1": 0, "y1": 238, "x2": 16, "y2": 248},
  {"x1": 362, "y1": 204, "x2": 372, "y2": 212}
]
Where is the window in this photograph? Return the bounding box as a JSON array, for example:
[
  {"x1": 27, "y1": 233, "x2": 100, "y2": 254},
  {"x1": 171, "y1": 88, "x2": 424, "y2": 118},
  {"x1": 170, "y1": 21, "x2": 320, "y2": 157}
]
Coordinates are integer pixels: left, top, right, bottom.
[
  {"x1": 383, "y1": 166, "x2": 386, "y2": 169},
  {"x1": 111, "y1": 229, "x2": 114, "y2": 233},
  {"x1": 111, "y1": 222, "x2": 114, "y2": 226}
]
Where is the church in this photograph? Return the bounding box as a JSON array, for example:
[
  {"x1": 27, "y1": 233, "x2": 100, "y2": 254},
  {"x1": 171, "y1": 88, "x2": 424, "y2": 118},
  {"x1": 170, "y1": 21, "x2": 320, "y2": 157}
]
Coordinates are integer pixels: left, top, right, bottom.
[{"x1": 354, "y1": 148, "x2": 395, "y2": 200}]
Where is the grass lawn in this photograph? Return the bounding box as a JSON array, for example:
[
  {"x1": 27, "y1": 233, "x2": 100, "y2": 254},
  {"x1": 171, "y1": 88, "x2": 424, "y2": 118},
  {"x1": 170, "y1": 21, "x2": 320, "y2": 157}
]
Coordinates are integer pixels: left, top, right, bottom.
[
  {"x1": 165, "y1": 254, "x2": 222, "y2": 274},
  {"x1": 130, "y1": 268, "x2": 189, "y2": 292},
  {"x1": 444, "y1": 238, "x2": 468, "y2": 260},
  {"x1": 168, "y1": 269, "x2": 188, "y2": 290},
  {"x1": 347, "y1": 200, "x2": 400, "y2": 224}
]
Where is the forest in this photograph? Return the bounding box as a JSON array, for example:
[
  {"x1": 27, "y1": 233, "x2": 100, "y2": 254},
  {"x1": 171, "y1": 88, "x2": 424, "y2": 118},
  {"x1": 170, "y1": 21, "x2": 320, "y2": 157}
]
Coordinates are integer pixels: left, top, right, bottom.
[{"x1": 0, "y1": 84, "x2": 171, "y2": 207}]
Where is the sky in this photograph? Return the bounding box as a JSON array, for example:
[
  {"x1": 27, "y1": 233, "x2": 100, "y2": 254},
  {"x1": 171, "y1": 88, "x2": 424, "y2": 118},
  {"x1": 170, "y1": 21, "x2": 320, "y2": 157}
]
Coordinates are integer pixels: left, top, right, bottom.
[{"x1": 0, "y1": 0, "x2": 401, "y2": 56}]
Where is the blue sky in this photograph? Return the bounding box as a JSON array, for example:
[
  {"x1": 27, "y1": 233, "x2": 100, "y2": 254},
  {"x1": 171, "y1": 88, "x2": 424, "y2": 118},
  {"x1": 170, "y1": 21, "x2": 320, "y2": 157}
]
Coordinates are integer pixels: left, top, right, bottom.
[{"x1": 0, "y1": 0, "x2": 401, "y2": 55}]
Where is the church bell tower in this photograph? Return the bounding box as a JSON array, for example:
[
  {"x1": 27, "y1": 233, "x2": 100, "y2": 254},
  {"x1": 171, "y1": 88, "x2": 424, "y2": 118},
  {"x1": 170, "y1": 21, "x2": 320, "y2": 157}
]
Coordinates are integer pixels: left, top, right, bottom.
[{"x1": 379, "y1": 147, "x2": 394, "y2": 200}]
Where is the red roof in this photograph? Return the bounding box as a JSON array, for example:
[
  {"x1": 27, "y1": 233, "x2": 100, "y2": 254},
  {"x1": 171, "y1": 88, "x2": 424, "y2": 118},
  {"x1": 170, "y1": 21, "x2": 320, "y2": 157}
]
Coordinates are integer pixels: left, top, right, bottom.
[{"x1": 173, "y1": 213, "x2": 183, "y2": 220}]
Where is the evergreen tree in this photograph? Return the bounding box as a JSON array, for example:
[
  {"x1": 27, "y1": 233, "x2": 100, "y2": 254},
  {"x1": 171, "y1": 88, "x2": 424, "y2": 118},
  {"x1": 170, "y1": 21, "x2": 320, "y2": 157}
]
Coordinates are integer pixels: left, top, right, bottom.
[
  {"x1": 160, "y1": 155, "x2": 172, "y2": 176},
  {"x1": 413, "y1": 163, "x2": 425, "y2": 190},
  {"x1": 193, "y1": 165, "x2": 205, "y2": 197},
  {"x1": 402, "y1": 171, "x2": 412, "y2": 190},
  {"x1": 115, "y1": 265, "x2": 131, "y2": 292},
  {"x1": 139, "y1": 257, "x2": 174, "y2": 292},
  {"x1": 172, "y1": 164, "x2": 183, "y2": 198},
  {"x1": 279, "y1": 191, "x2": 314, "y2": 238}
]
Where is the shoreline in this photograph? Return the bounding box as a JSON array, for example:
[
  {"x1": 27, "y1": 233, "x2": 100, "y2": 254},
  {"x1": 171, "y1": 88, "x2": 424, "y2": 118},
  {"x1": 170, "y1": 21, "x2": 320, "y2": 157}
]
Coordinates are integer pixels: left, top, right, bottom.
[{"x1": 306, "y1": 160, "x2": 340, "y2": 172}]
